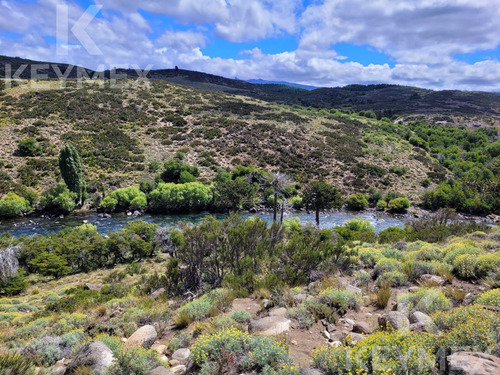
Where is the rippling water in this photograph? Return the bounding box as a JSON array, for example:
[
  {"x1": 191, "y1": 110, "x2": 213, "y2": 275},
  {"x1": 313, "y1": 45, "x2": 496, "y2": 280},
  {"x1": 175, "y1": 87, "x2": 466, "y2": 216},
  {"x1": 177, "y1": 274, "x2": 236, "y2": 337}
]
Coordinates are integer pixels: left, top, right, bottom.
[{"x1": 0, "y1": 210, "x2": 406, "y2": 237}]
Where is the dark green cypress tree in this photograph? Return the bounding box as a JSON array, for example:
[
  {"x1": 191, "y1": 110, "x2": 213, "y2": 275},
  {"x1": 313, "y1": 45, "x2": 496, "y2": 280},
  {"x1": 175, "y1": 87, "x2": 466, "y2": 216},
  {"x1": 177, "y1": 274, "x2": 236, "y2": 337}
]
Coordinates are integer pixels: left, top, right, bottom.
[{"x1": 58, "y1": 144, "x2": 86, "y2": 205}]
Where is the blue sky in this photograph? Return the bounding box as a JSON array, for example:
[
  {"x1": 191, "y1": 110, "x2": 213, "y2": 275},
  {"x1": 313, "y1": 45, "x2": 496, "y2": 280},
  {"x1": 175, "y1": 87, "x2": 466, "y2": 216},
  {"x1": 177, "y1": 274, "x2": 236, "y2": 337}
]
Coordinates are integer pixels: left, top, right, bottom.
[{"x1": 1, "y1": 0, "x2": 500, "y2": 91}]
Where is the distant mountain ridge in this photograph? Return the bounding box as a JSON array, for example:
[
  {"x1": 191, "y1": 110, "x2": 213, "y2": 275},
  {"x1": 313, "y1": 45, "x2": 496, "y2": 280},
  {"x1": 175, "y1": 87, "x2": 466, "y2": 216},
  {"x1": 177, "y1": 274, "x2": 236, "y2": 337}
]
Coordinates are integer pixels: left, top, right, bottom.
[
  {"x1": 1, "y1": 55, "x2": 499, "y2": 125},
  {"x1": 245, "y1": 79, "x2": 318, "y2": 90}
]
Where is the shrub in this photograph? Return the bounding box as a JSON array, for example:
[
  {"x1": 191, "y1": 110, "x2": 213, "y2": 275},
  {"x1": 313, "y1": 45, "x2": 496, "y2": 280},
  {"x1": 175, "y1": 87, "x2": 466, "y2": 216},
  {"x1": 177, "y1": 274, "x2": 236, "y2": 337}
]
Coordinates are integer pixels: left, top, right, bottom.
[
  {"x1": 313, "y1": 330, "x2": 436, "y2": 375},
  {"x1": 191, "y1": 328, "x2": 295, "y2": 375},
  {"x1": 475, "y1": 288, "x2": 500, "y2": 307},
  {"x1": 374, "y1": 258, "x2": 401, "y2": 277},
  {"x1": 376, "y1": 281, "x2": 391, "y2": 308},
  {"x1": 381, "y1": 248, "x2": 405, "y2": 260},
  {"x1": 174, "y1": 289, "x2": 233, "y2": 328},
  {"x1": 388, "y1": 197, "x2": 410, "y2": 213},
  {"x1": 149, "y1": 182, "x2": 213, "y2": 212},
  {"x1": 378, "y1": 226, "x2": 406, "y2": 243},
  {"x1": 101, "y1": 186, "x2": 147, "y2": 212},
  {"x1": 94, "y1": 334, "x2": 123, "y2": 356},
  {"x1": 106, "y1": 346, "x2": 162, "y2": 375},
  {"x1": 29, "y1": 252, "x2": 70, "y2": 278},
  {"x1": 433, "y1": 306, "x2": 500, "y2": 353},
  {"x1": 287, "y1": 305, "x2": 314, "y2": 329},
  {"x1": 230, "y1": 310, "x2": 252, "y2": 324},
  {"x1": 160, "y1": 159, "x2": 199, "y2": 183},
  {"x1": 345, "y1": 193, "x2": 369, "y2": 211},
  {"x1": 0, "y1": 272, "x2": 28, "y2": 296},
  {"x1": 18, "y1": 138, "x2": 38, "y2": 156},
  {"x1": 357, "y1": 247, "x2": 383, "y2": 267},
  {"x1": 40, "y1": 183, "x2": 77, "y2": 213},
  {"x1": 397, "y1": 288, "x2": 451, "y2": 314},
  {"x1": 0, "y1": 193, "x2": 31, "y2": 218},
  {"x1": 312, "y1": 287, "x2": 361, "y2": 315},
  {"x1": 377, "y1": 271, "x2": 408, "y2": 287},
  {"x1": 376, "y1": 199, "x2": 387, "y2": 210},
  {"x1": 289, "y1": 196, "x2": 303, "y2": 210},
  {"x1": 0, "y1": 354, "x2": 35, "y2": 375}
]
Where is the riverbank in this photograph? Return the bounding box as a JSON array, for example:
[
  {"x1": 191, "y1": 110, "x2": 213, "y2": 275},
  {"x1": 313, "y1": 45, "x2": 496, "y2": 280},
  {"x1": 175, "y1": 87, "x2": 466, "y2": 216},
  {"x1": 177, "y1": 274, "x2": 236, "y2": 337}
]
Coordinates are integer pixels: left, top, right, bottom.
[{"x1": 0, "y1": 206, "x2": 497, "y2": 237}]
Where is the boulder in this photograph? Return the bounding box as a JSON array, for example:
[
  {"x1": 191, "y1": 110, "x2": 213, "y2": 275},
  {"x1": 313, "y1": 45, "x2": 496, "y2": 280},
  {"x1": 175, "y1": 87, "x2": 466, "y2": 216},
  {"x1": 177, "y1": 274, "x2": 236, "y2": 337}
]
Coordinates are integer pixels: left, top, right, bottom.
[
  {"x1": 343, "y1": 333, "x2": 366, "y2": 345},
  {"x1": 378, "y1": 311, "x2": 410, "y2": 330},
  {"x1": 170, "y1": 365, "x2": 187, "y2": 375},
  {"x1": 462, "y1": 293, "x2": 476, "y2": 306},
  {"x1": 150, "y1": 288, "x2": 166, "y2": 300},
  {"x1": 301, "y1": 365, "x2": 326, "y2": 375},
  {"x1": 410, "y1": 311, "x2": 432, "y2": 324},
  {"x1": 171, "y1": 348, "x2": 190, "y2": 365},
  {"x1": 269, "y1": 307, "x2": 288, "y2": 318},
  {"x1": 352, "y1": 321, "x2": 372, "y2": 335},
  {"x1": 125, "y1": 325, "x2": 157, "y2": 349},
  {"x1": 149, "y1": 367, "x2": 173, "y2": 375},
  {"x1": 85, "y1": 283, "x2": 102, "y2": 291},
  {"x1": 447, "y1": 352, "x2": 500, "y2": 375},
  {"x1": 67, "y1": 341, "x2": 114, "y2": 375},
  {"x1": 420, "y1": 274, "x2": 446, "y2": 286},
  {"x1": 293, "y1": 294, "x2": 309, "y2": 304},
  {"x1": 249, "y1": 316, "x2": 291, "y2": 335},
  {"x1": 346, "y1": 285, "x2": 362, "y2": 295}
]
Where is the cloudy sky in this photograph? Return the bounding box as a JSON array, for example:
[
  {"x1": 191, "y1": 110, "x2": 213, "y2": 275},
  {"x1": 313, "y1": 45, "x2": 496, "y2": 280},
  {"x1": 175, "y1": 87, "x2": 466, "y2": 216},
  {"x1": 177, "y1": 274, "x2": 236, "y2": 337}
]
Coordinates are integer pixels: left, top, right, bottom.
[{"x1": 1, "y1": 0, "x2": 500, "y2": 91}]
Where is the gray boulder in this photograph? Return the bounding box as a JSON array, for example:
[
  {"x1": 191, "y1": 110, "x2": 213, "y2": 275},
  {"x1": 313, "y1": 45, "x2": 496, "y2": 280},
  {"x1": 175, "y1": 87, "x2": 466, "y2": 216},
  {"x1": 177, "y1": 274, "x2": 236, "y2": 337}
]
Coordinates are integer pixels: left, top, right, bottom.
[
  {"x1": 352, "y1": 321, "x2": 372, "y2": 334},
  {"x1": 171, "y1": 348, "x2": 190, "y2": 365},
  {"x1": 125, "y1": 325, "x2": 157, "y2": 349},
  {"x1": 149, "y1": 366, "x2": 173, "y2": 375},
  {"x1": 447, "y1": 352, "x2": 500, "y2": 375},
  {"x1": 249, "y1": 316, "x2": 291, "y2": 335},
  {"x1": 420, "y1": 274, "x2": 445, "y2": 286},
  {"x1": 378, "y1": 311, "x2": 410, "y2": 330},
  {"x1": 67, "y1": 341, "x2": 114, "y2": 375}
]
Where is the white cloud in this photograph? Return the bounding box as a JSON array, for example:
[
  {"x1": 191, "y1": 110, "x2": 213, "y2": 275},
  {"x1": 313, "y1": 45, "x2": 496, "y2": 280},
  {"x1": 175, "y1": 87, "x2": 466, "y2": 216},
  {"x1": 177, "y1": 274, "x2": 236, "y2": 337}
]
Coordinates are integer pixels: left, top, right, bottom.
[{"x1": 1, "y1": 0, "x2": 500, "y2": 91}]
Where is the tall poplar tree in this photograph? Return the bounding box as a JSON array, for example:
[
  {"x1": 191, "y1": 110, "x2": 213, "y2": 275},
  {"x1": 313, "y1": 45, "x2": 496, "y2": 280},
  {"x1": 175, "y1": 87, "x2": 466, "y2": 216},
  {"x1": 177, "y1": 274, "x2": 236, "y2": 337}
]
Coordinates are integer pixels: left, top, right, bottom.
[{"x1": 58, "y1": 144, "x2": 86, "y2": 205}]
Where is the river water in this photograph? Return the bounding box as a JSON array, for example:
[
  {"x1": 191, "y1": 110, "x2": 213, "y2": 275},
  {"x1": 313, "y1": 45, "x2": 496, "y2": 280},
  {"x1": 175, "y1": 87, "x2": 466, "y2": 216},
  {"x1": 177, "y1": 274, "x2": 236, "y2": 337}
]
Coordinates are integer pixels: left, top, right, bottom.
[{"x1": 0, "y1": 210, "x2": 406, "y2": 237}]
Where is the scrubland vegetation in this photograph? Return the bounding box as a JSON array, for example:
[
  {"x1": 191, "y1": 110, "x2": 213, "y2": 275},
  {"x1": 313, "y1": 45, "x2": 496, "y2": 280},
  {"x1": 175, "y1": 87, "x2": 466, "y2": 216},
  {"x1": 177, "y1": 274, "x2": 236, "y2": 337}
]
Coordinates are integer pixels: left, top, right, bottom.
[
  {"x1": 0, "y1": 77, "x2": 499, "y2": 223},
  {"x1": 0, "y1": 212, "x2": 498, "y2": 374}
]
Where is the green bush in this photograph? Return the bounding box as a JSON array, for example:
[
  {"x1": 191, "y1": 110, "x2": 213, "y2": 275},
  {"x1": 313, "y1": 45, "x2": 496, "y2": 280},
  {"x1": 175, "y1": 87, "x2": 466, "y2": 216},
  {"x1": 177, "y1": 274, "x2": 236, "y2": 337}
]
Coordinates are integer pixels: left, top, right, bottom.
[
  {"x1": 397, "y1": 288, "x2": 451, "y2": 314},
  {"x1": 150, "y1": 182, "x2": 212, "y2": 212},
  {"x1": 29, "y1": 252, "x2": 70, "y2": 278},
  {"x1": 289, "y1": 196, "x2": 303, "y2": 210},
  {"x1": 433, "y1": 305, "x2": 500, "y2": 353},
  {"x1": 374, "y1": 258, "x2": 402, "y2": 277},
  {"x1": 174, "y1": 289, "x2": 233, "y2": 327},
  {"x1": 191, "y1": 328, "x2": 296, "y2": 375},
  {"x1": 40, "y1": 184, "x2": 77, "y2": 213},
  {"x1": 475, "y1": 288, "x2": 500, "y2": 307},
  {"x1": 388, "y1": 197, "x2": 410, "y2": 213},
  {"x1": 17, "y1": 138, "x2": 38, "y2": 156},
  {"x1": 378, "y1": 227, "x2": 406, "y2": 243},
  {"x1": 345, "y1": 193, "x2": 369, "y2": 211},
  {"x1": 101, "y1": 186, "x2": 147, "y2": 212},
  {"x1": 376, "y1": 271, "x2": 408, "y2": 287},
  {"x1": 160, "y1": 159, "x2": 199, "y2": 183},
  {"x1": 230, "y1": 310, "x2": 252, "y2": 324},
  {"x1": 0, "y1": 193, "x2": 31, "y2": 218},
  {"x1": 0, "y1": 272, "x2": 28, "y2": 296},
  {"x1": 313, "y1": 329, "x2": 436, "y2": 375},
  {"x1": 106, "y1": 346, "x2": 162, "y2": 375}
]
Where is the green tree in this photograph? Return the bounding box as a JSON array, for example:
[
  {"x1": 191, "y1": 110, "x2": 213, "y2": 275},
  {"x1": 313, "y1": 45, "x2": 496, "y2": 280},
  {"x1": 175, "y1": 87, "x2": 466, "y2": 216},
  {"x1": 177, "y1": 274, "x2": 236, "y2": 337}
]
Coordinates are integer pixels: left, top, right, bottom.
[
  {"x1": 303, "y1": 180, "x2": 343, "y2": 226},
  {"x1": 58, "y1": 144, "x2": 86, "y2": 205},
  {"x1": 29, "y1": 252, "x2": 70, "y2": 278}
]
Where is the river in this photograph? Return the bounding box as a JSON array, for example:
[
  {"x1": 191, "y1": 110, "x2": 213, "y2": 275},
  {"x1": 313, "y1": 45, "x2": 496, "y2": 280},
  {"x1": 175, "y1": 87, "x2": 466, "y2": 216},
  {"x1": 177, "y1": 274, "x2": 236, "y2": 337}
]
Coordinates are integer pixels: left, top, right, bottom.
[{"x1": 0, "y1": 210, "x2": 406, "y2": 237}]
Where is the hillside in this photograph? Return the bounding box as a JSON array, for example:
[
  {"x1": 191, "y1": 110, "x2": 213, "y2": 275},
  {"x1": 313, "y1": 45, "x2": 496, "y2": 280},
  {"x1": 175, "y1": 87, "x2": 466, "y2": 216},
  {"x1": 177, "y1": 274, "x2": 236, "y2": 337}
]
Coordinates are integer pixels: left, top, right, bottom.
[
  {"x1": 2, "y1": 55, "x2": 500, "y2": 126},
  {"x1": 0, "y1": 77, "x2": 447, "y2": 200}
]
